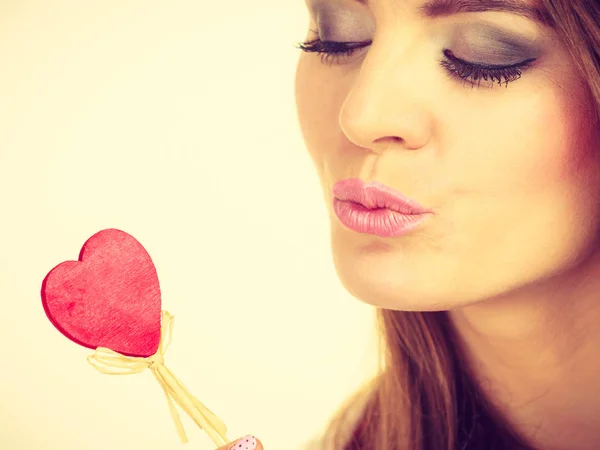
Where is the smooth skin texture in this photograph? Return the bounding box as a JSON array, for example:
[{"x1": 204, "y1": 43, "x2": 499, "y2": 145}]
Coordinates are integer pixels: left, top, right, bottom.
[{"x1": 295, "y1": 0, "x2": 600, "y2": 449}]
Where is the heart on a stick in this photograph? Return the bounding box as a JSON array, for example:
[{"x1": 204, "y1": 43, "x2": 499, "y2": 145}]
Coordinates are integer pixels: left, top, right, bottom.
[{"x1": 42, "y1": 228, "x2": 162, "y2": 357}]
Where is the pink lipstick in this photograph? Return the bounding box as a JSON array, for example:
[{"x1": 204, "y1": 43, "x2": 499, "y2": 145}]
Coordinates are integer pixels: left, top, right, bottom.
[{"x1": 332, "y1": 178, "x2": 432, "y2": 237}]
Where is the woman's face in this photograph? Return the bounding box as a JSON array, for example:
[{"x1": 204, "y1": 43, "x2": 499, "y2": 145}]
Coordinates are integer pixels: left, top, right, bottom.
[{"x1": 295, "y1": 0, "x2": 600, "y2": 311}]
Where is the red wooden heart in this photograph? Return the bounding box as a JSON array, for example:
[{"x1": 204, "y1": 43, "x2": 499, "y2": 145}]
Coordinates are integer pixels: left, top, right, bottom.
[{"x1": 41, "y1": 229, "x2": 162, "y2": 358}]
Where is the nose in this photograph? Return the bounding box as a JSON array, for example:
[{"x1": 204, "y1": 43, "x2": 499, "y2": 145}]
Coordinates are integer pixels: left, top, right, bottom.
[{"x1": 339, "y1": 40, "x2": 434, "y2": 154}]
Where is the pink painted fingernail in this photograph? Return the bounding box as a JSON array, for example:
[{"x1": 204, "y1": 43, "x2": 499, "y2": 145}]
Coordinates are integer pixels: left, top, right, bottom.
[{"x1": 229, "y1": 435, "x2": 257, "y2": 450}]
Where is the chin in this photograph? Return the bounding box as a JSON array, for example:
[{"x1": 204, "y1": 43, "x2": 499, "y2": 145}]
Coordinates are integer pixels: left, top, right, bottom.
[
  {"x1": 328, "y1": 233, "x2": 500, "y2": 312},
  {"x1": 331, "y1": 251, "x2": 457, "y2": 312}
]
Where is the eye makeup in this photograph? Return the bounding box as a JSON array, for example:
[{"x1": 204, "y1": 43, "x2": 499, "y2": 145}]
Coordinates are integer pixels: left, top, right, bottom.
[
  {"x1": 317, "y1": 10, "x2": 370, "y2": 41},
  {"x1": 303, "y1": 0, "x2": 546, "y2": 86},
  {"x1": 307, "y1": 0, "x2": 375, "y2": 41},
  {"x1": 448, "y1": 23, "x2": 544, "y2": 65}
]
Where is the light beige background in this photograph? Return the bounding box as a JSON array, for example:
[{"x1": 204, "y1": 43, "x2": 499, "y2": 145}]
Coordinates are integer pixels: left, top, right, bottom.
[{"x1": 0, "y1": 1, "x2": 378, "y2": 450}]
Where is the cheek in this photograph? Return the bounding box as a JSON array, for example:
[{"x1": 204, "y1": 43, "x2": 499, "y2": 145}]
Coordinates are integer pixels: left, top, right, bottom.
[
  {"x1": 441, "y1": 82, "x2": 600, "y2": 278},
  {"x1": 442, "y1": 88, "x2": 599, "y2": 200},
  {"x1": 295, "y1": 57, "x2": 349, "y2": 169}
]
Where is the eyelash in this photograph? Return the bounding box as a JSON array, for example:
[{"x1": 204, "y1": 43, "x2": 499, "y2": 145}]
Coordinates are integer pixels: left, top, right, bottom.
[{"x1": 296, "y1": 38, "x2": 536, "y2": 88}]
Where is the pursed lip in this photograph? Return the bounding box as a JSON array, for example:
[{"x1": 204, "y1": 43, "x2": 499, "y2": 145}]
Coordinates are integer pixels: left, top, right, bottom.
[{"x1": 332, "y1": 178, "x2": 432, "y2": 215}]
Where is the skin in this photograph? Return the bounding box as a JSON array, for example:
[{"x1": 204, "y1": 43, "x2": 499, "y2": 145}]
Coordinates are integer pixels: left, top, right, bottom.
[{"x1": 295, "y1": 0, "x2": 600, "y2": 449}]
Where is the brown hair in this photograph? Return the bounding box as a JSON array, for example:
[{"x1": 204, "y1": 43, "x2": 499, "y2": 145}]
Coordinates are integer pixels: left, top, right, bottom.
[{"x1": 321, "y1": 2, "x2": 600, "y2": 449}]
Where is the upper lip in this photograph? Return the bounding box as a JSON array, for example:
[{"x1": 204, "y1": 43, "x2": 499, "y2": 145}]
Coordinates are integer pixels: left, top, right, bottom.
[{"x1": 333, "y1": 178, "x2": 432, "y2": 215}]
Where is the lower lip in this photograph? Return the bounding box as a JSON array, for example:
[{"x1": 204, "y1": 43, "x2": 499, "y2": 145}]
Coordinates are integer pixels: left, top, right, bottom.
[{"x1": 333, "y1": 199, "x2": 430, "y2": 237}]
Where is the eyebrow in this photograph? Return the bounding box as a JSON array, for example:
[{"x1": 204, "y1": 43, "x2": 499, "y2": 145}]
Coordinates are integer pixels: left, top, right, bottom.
[{"x1": 357, "y1": 0, "x2": 555, "y2": 28}]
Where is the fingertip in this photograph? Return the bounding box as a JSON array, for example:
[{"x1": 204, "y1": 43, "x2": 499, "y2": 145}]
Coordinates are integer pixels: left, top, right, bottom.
[{"x1": 222, "y1": 435, "x2": 262, "y2": 450}]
